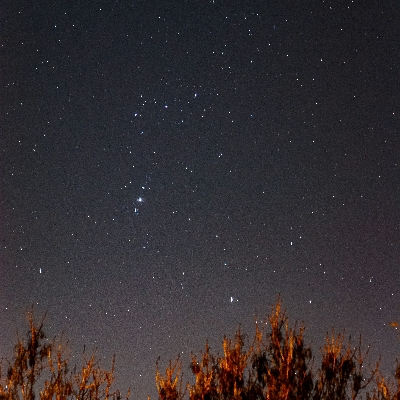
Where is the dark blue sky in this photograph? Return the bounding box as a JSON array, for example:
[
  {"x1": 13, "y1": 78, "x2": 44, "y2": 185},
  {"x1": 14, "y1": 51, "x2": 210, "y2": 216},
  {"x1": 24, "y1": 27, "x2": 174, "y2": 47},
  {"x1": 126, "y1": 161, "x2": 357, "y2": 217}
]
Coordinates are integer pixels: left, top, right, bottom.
[{"x1": 1, "y1": 1, "x2": 399, "y2": 398}]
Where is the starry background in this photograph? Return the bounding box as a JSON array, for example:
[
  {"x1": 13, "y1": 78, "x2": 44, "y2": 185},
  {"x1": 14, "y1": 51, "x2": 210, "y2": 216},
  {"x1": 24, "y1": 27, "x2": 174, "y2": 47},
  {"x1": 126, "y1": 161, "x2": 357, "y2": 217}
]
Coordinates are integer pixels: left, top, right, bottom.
[{"x1": 1, "y1": 0, "x2": 399, "y2": 398}]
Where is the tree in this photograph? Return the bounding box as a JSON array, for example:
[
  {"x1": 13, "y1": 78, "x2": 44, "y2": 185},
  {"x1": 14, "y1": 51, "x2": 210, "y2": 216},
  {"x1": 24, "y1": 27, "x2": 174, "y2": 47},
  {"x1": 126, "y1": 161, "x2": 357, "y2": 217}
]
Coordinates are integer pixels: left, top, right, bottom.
[
  {"x1": 156, "y1": 358, "x2": 185, "y2": 400},
  {"x1": 0, "y1": 311, "x2": 50, "y2": 400},
  {"x1": 0, "y1": 309, "x2": 127, "y2": 400},
  {"x1": 313, "y1": 332, "x2": 378, "y2": 400},
  {"x1": 156, "y1": 297, "x2": 398, "y2": 400},
  {"x1": 255, "y1": 297, "x2": 314, "y2": 400},
  {"x1": 1, "y1": 299, "x2": 398, "y2": 400},
  {"x1": 189, "y1": 342, "x2": 218, "y2": 400}
]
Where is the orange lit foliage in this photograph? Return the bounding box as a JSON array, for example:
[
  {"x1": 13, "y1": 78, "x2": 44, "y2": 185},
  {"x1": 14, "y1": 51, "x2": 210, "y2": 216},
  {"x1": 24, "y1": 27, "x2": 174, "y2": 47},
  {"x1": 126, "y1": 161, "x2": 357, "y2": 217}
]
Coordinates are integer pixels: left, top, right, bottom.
[
  {"x1": 0, "y1": 310, "x2": 128, "y2": 400},
  {"x1": 156, "y1": 358, "x2": 185, "y2": 400},
  {"x1": 156, "y1": 298, "x2": 400, "y2": 400}
]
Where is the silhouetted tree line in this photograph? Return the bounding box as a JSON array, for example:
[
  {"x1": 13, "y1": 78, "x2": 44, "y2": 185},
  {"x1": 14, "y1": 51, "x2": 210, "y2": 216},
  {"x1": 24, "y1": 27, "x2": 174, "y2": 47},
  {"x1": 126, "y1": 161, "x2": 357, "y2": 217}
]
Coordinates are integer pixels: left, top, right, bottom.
[
  {"x1": 156, "y1": 298, "x2": 400, "y2": 400},
  {"x1": 1, "y1": 300, "x2": 399, "y2": 400}
]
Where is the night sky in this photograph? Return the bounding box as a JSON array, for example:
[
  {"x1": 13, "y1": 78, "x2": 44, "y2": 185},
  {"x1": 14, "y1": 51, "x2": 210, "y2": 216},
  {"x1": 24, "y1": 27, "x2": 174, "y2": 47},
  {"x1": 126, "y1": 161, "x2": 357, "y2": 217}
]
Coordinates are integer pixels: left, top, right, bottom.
[{"x1": 1, "y1": 1, "x2": 399, "y2": 398}]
